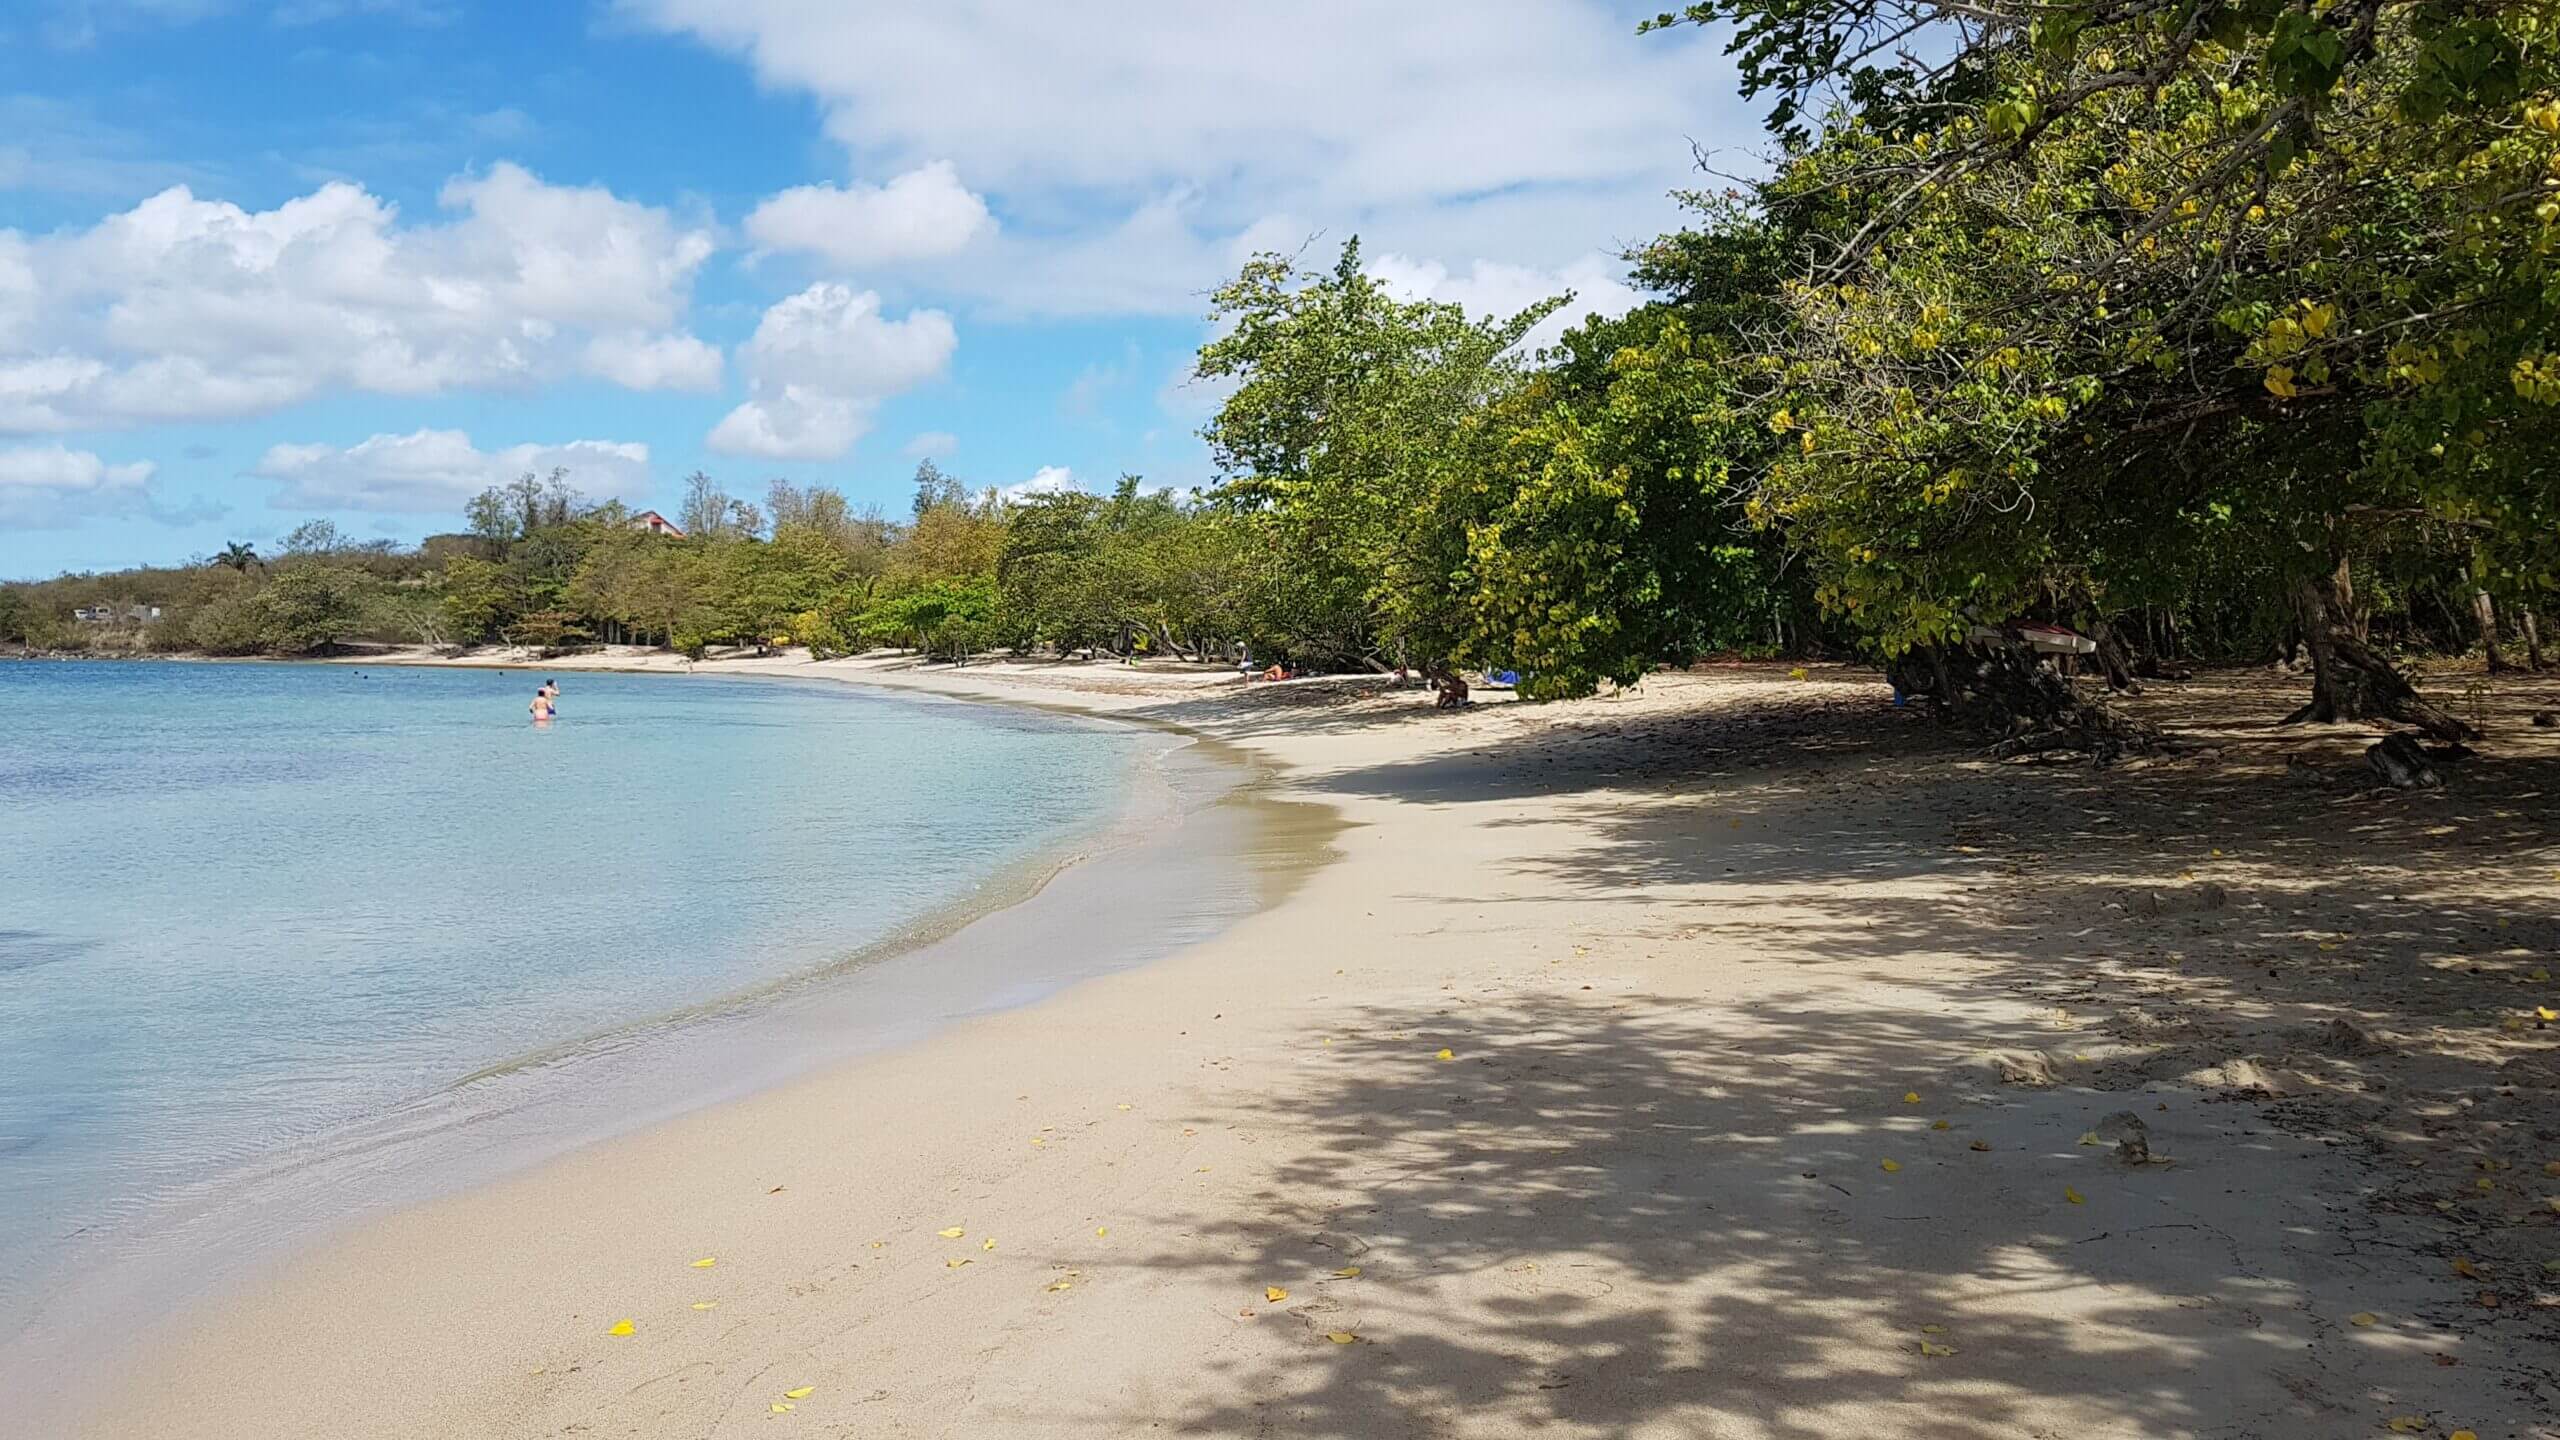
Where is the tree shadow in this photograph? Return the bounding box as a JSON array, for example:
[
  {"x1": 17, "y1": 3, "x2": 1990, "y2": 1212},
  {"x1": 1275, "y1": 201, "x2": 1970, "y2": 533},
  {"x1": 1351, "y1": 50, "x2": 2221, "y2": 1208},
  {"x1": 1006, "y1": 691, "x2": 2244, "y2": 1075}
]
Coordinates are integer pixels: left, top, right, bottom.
[{"x1": 1125, "y1": 667, "x2": 2560, "y2": 1436}]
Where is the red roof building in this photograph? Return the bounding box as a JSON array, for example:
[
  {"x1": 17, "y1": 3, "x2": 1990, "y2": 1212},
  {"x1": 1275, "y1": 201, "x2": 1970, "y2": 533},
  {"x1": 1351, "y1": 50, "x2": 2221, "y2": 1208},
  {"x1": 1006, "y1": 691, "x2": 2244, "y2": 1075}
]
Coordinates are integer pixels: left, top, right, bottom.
[{"x1": 630, "y1": 510, "x2": 687, "y2": 538}]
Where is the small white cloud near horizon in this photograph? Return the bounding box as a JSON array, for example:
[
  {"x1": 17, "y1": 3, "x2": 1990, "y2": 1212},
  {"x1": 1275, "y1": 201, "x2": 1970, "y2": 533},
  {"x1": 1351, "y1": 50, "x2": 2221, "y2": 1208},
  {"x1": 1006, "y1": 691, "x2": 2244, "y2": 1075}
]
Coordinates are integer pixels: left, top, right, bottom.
[
  {"x1": 708, "y1": 282, "x2": 957, "y2": 461},
  {"x1": 902, "y1": 430, "x2": 957, "y2": 459},
  {"x1": 1000, "y1": 463, "x2": 1079, "y2": 501},
  {"x1": 0, "y1": 443, "x2": 157, "y2": 528},
  {"x1": 251, "y1": 429, "x2": 653, "y2": 515},
  {"x1": 746, "y1": 160, "x2": 996, "y2": 269}
]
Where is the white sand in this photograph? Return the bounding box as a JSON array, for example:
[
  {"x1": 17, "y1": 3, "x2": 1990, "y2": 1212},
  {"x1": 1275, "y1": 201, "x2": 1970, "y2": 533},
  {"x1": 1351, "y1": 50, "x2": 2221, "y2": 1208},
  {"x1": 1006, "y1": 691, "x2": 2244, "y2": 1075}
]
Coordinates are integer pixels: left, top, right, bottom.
[{"x1": 67, "y1": 652, "x2": 2560, "y2": 1438}]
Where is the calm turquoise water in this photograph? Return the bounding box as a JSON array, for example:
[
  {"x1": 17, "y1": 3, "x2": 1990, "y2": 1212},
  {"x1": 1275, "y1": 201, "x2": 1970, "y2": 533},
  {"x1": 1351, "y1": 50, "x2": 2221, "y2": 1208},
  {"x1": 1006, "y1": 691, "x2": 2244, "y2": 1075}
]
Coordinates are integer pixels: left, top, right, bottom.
[{"x1": 0, "y1": 659, "x2": 1170, "y2": 1356}]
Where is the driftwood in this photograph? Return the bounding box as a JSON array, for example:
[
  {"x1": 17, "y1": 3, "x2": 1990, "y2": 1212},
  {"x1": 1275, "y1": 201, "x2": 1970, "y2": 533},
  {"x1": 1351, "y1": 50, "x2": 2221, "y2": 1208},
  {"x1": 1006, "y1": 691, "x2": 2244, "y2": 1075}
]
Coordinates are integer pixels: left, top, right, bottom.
[
  {"x1": 1892, "y1": 635, "x2": 2168, "y2": 765},
  {"x1": 2366, "y1": 733, "x2": 2442, "y2": 790}
]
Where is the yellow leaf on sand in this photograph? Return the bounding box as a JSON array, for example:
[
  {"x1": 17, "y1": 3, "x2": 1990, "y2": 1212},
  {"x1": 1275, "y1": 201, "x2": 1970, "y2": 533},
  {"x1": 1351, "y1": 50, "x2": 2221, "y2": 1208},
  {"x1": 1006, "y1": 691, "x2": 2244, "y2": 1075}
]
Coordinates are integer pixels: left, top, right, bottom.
[
  {"x1": 937, "y1": 1227, "x2": 965, "y2": 1239},
  {"x1": 983, "y1": 1238, "x2": 996, "y2": 1251},
  {"x1": 1116, "y1": 1103, "x2": 1132, "y2": 1111},
  {"x1": 2065, "y1": 1186, "x2": 2085, "y2": 1205},
  {"x1": 2531, "y1": 969, "x2": 2551, "y2": 982},
  {"x1": 783, "y1": 1387, "x2": 813, "y2": 1399},
  {"x1": 1903, "y1": 1092, "x2": 1921, "y2": 1104},
  {"x1": 770, "y1": 1403, "x2": 793, "y2": 1414},
  {"x1": 2541, "y1": 1007, "x2": 2559, "y2": 1022},
  {"x1": 607, "y1": 1319, "x2": 634, "y2": 1336},
  {"x1": 2452, "y1": 1258, "x2": 2482, "y2": 1280},
  {"x1": 1918, "y1": 1324, "x2": 1945, "y2": 1334},
  {"x1": 1435, "y1": 1048, "x2": 1455, "y2": 1061},
  {"x1": 1047, "y1": 1279, "x2": 1073, "y2": 1293},
  {"x1": 1930, "y1": 1120, "x2": 1950, "y2": 1131},
  {"x1": 2077, "y1": 1131, "x2": 2101, "y2": 1146},
  {"x1": 2543, "y1": 1160, "x2": 2560, "y2": 1178},
  {"x1": 1326, "y1": 1332, "x2": 1358, "y2": 1344},
  {"x1": 1333, "y1": 1266, "x2": 1362, "y2": 1279},
  {"x1": 1265, "y1": 1286, "x2": 1289, "y2": 1303},
  {"x1": 1969, "y1": 1140, "x2": 1992, "y2": 1152},
  {"x1": 2475, "y1": 1178, "x2": 2494, "y2": 1192},
  {"x1": 689, "y1": 1256, "x2": 716, "y2": 1268},
  {"x1": 1096, "y1": 1227, "x2": 1109, "y2": 1237},
  {"x1": 1880, "y1": 1159, "x2": 1901, "y2": 1173},
  {"x1": 691, "y1": 1302, "x2": 719, "y2": 1311},
  {"x1": 1918, "y1": 1340, "x2": 1958, "y2": 1357},
  {"x1": 946, "y1": 1258, "x2": 971, "y2": 1269},
  {"x1": 2451, "y1": 1431, "x2": 2478, "y2": 1440},
  {"x1": 2349, "y1": 1312, "x2": 2378, "y2": 1327},
  {"x1": 2386, "y1": 1418, "x2": 2428, "y2": 1434}
]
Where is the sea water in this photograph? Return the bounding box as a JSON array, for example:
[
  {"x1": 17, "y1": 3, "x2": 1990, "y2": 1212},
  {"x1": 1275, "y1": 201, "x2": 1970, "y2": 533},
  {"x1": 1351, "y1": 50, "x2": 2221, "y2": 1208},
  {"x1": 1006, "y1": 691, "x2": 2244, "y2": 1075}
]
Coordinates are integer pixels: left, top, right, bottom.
[{"x1": 0, "y1": 659, "x2": 1195, "y2": 1370}]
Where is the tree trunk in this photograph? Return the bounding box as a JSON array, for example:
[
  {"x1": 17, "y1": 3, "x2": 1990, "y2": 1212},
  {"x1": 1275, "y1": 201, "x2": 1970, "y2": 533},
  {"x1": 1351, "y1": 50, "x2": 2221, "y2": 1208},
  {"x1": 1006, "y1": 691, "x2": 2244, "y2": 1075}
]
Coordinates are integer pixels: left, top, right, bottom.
[
  {"x1": 2090, "y1": 617, "x2": 2143, "y2": 694},
  {"x1": 1888, "y1": 635, "x2": 2165, "y2": 764},
  {"x1": 2473, "y1": 589, "x2": 2512, "y2": 672},
  {"x1": 2520, "y1": 606, "x2": 2545, "y2": 671},
  {"x1": 2282, "y1": 574, "x2": 2477, "y2": 740}
]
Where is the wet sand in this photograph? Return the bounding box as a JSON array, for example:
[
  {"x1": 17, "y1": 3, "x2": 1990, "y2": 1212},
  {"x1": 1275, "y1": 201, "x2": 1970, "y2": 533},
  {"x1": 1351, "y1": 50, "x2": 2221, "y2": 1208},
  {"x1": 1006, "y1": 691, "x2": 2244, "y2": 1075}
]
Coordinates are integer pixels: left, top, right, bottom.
[{"x1": 70, "y1": 652, "x2": 2560, "y2": 1439}]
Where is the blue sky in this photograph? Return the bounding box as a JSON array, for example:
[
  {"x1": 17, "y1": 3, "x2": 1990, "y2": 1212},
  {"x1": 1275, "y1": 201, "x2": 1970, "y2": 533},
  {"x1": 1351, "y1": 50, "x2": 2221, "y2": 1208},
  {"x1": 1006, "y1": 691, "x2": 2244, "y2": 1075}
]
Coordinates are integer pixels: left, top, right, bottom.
[{"x1": 0, "y1": 1, "x2": 1759, "y2": 578}]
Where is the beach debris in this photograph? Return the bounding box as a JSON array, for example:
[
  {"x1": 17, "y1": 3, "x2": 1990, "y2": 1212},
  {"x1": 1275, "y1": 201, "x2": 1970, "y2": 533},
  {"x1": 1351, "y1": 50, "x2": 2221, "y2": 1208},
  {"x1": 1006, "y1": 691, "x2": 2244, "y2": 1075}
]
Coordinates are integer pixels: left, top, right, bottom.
[
  {"x1": 1970, "y1": 1140, "x2": 1992, "y2": 1151},
  {"x1": 607, "y1": 1319, "x2": 634, "y2": 1336},
  {"x1": 783, "y1": 1387, "x2": 813, "y2": 1399},
  {"x1": 1332, "y1": 1266, "x2": 1362, "y2": 1279},
  {"x1": 982, "y1": 1238, "x2": 997, "y2": 1251},
  {"x1": 946, "y1": 1258, "x2": 971, "y2": 1269},
  {"x1": 1047, "y1": 1279, "x2": 1074, "y2": 1293},
  {"x1": 691, "y1": 1301, "x2": 718, "y2": 1310},
  {"x1": 1879, "y1": 1159, "x2": 1901, "y2": 1172},
  {"x1": 937, "y1": 1227, "x2": 966, "y2": 1238},
  {"x1": 1918, "y1": 1340, "x2": 1958, "y2": 1357},
  {"x1": 2349, "y1": 1312, "x2": 2379, "y2": 1327},
  {"x1": 1326, "y1": 1331, "x2": 1359, "y2": 1344},
  {"x1": 1435, "y1": 1048, "x2": 1455, "y2": 1061},
  {"x1": 1986, "y1": 1050, "x2": 2058, "y2": 1087},
  {"x1": 2386, "y1": 1417, "x2": 2428, "y2": 1434},
  {"x1": 1918, "y1": 1324, "x2": 1945, "y2": 1334},
  {"x1": 2095, "y1": 1110, "x2": 2151, "y2": 1164},
  {"x1": 1116, "y1": 1103, "x2": 1132, "y2": 1111},
  {"x1": 2452, "y1": 1430, "x2": 2478, "y2": 1440},
  {"x1": 2367, "y1": 734, "x2": 2441, "y2": 790},
  {"x1": 1096, "y1": 1226, "x2": 1109, "y2": 1237},
  {"x1": 2452, "y1": 1258, "x2": 2484, "y2": 1280},
  {"x1": 689, "y1": 1256, "x2": 716, "y2": 1268},
  {"x1": 1902, "y1": 1091, "x2": 1921, "y2": 1104},
  {"x1": 1265, "y1": 1286, "x2": 1289, "y2": 1303},
  {"x1": 2077, "y1": 1131, "x2": 2101, "y2": 1147},
  {"x1": 2064, "y1": 1186, "x2": 2086, "y2": 1205},
  {"x1": 1930, "y1": 1120, "x2": 1951, "y2": 1130},
  {"x1": 770, "y1": 1403, "x2": 793, "y2": 1414}
]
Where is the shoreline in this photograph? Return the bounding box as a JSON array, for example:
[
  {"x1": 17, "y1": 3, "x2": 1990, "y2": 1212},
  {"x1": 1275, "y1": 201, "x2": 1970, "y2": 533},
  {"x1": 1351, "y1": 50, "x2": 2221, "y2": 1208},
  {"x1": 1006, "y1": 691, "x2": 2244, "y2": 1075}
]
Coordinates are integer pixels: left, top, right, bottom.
[
  {"x1": 7, "y1": 656, "x2": 1322, "y2": 1438},
  {"x1": 54, "y1": 656, "x2": 2560, "y2": 1439}
]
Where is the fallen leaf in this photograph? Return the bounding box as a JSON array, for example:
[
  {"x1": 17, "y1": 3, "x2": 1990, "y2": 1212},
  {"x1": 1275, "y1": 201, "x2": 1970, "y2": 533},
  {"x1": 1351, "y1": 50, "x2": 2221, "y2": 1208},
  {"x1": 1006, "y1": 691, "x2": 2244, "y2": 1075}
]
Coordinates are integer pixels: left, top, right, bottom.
[
  {"x1": 1096, "y1": 1227, "x2": 1110, "y2": 1237},
  {"x1": 2449, "y1": 1432, "x2": 2475, "y2": 1440},
  {"x1": 2542, "y1": 1007, "x2": 2560, "y2": 1023},
  {"x1": 1333, "y1": 1266, "x2": 1362, "y2": 1279},
  {"x1": 1116, "y1": 1104, "x2": 1132, "y2": 1111},
  {"x1": 2077, "y1": 1131, "x2": 2102, "y2": 1146},
  {"x1": 2476, "y1": 1178, "x2": 2495, "y2": 1192},
  {"x1": 1903, "y1": 1091, "x2": 1921, "y2": 1104},
  {"x1": 937, "y1": 1227, "x2": 965, "y2": 1239},
  {"x1": 607, "y1": 1319, "x2": 634, "y2": 1336},
  {"x1": 2452, "y1": 1259, "x2": 2483, "y2": 1280},
  {"x1": 1326, "y1": 1331, "x2": 1359, "y2": 1344},
  {"x1": 770, "y1": 1403, "x2": 793, "y2": 1414},
  {"x1": 982, "y1": 1237, "x2": 997, "y2": 1251},
  {"x1": 2544, "y1": 1160, "x2": 2560, "y2": 1178},
  {"x1": 1265, "y1": 1286, "x2": 1289, "y2": 1303},
  {"x1": 1930, "y1": 1120, "x2": 1951, "y2": 1131},
  {"x1": 2064, "y1": 1186, "x2": 2085, "y2": 1205},
  {"x1": 946, "y1": 1258, "x2": 971, "y2": 1269},
  {"x1": 691, "y1": 1301, "x2": 719, "y2": 1311},
  {"x1": 1435, "y1": 1048, "x2": 1455, "y2": 1061},
  {"x1": 1880, "y1": 1159, "x2": 1902, "y2": 1173},
  {"x1": 783, "y1": 1387, "x2": 813, "y2": 1399},
  {"x1": 2534, "y1": 969, "x2": 2553, "y2": 982},
  {"x1": 1918, "y1": 1324, "x2": 1945, "y2": 1334},
  {"x1": 2349, "y1": 1312, "x2": 2379, "y2": 1327},
  {"x1": 1047, "y1": 1279, "x2": 1073, "y2": 1293},
  {"x1": 1918, "y1": 1340, "x2": 1958, "y2": 1357},
  {"x1": 1969, "y1": 1140, "x2": 1992, "y2": 1152},
  {"x1": 2386, "y1": 1418, "x2": 2427, "y2": 1434}
]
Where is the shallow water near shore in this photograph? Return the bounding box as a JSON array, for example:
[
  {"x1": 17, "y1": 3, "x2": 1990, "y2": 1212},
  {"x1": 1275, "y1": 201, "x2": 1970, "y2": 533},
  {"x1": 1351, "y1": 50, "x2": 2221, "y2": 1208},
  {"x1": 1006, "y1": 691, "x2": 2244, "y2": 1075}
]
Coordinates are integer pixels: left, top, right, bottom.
[{"x1": 0, "y1": 659, "x2": 1297, "y2": 1404}]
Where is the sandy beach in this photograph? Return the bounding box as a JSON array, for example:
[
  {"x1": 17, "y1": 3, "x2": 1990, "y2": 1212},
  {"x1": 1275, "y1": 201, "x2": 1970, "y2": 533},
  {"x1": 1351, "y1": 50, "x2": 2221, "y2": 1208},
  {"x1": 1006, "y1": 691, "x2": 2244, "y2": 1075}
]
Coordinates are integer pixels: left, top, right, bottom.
[{"x1": 68, "y1": 653, "x2": 2560, "y2": 1439}]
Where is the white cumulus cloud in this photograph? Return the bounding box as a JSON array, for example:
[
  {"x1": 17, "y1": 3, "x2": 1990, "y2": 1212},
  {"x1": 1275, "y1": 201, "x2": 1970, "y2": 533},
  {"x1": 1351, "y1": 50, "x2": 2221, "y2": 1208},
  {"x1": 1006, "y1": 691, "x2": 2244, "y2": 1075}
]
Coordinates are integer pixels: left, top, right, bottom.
[
  {"x1": 902, "y1": 430, "x2": 958, "y2": 459},
  {"x1": 707, "y1": 282, "x2": 957, "y2": 462},
  {"x1": 1001, "y1": 464, "x2": 1078, "y2": 501},
  {"x1": 1366, "y1": 251, "x2": 1645, "y2": 351},
  {"x1": 0, "y1": 163, "x2": 718, "y2": 434},
  {"x1": 746, "y1": 160, "x2": 995, "y2": 268},
  {"x1": 251, "y1": 429, "x2": 653, "y2": 515},
  {"x1": 0, "y1": 443, "x2": 157, "y2": 528}
]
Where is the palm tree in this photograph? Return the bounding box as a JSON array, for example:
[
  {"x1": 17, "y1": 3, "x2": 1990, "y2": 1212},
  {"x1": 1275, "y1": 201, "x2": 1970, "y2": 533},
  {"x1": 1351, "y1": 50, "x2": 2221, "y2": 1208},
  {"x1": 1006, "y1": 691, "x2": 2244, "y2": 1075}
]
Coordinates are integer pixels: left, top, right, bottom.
[{"x1": 216, "y1": 542, "x2": 260, "y2": 572}]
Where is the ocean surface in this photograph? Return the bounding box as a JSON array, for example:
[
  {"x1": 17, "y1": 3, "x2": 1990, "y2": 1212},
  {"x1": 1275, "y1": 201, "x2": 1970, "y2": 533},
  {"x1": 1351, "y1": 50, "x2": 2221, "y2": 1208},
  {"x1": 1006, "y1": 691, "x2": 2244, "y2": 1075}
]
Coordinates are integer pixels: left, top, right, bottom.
[{"x1": 0, "y1": 659, "x2": 1240, "y2": 1379}]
